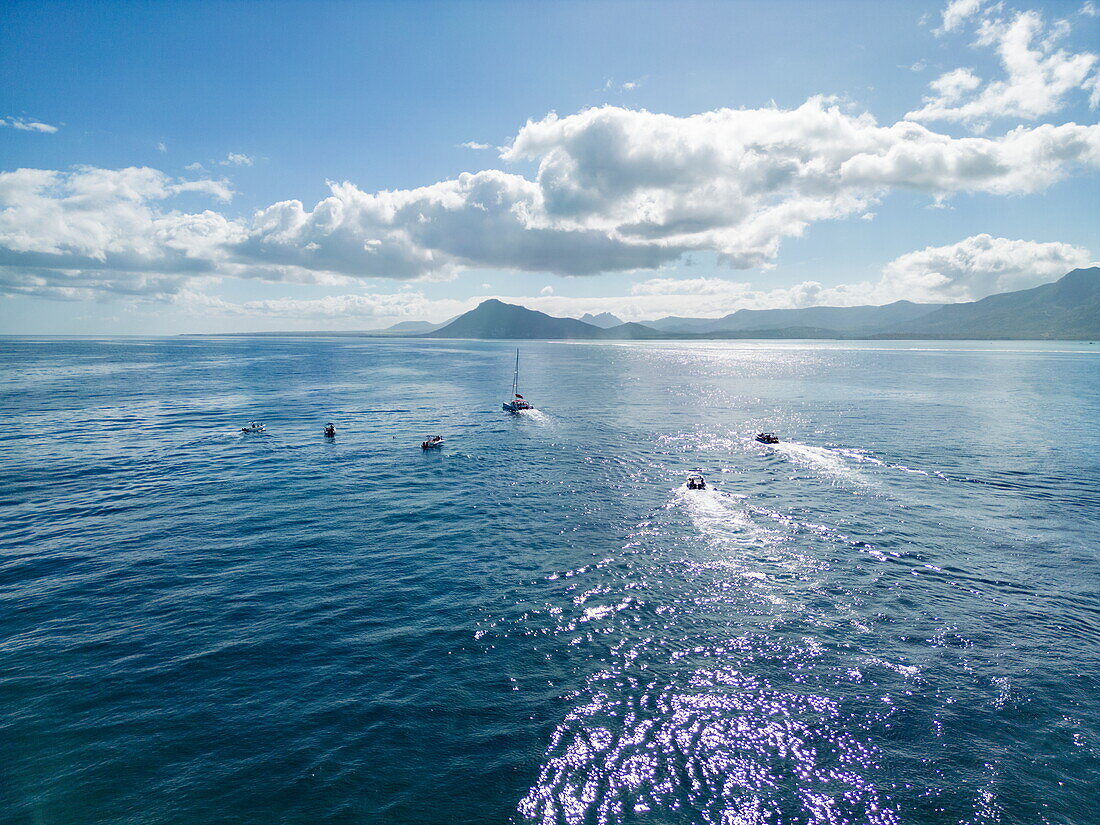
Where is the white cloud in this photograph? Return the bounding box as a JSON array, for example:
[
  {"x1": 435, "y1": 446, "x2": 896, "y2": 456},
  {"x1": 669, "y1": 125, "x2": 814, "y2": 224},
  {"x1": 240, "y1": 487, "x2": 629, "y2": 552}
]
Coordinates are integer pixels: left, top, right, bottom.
[
  {"x1": 928, "y1": 67, "x2": 983, "y2": 103},
  {"x1": 220, "y1": 153, "x2": 253, "y2": 167},
  {"x1": 1, "y1": 116, "x2": 59, "y2": 134},
  {"x1": 1081, "y1": 2, "x2": 1098, "y2": 18},
  {"x1": 0, "y1": 166, "x2": 239, "y2": 300},
  {"x1": 540, "y1": 285, "x2": 554, "y2": 295},
  {"x1": 184, "y1": 162, "x2": 205, "y2": 172},
  {"x1": 877, "y1": 233, "x2": 1092, "y2": 300},
  {"x1": 461, "y1": 141, "x2": 494, "y2": 150},
  {"x1": 912, "y1": 4, "x2": 1100, "y2": 128},
  {"x1": 938, "y1": 0, "x2": 984, "y2": 34},
  {"x1": 2, "y1": 99, "x2": 1099, "y2": 303},
  {"x1": 604, "y1": 78, "x2": 643, "y2": 92},
  {"x1": 504, "y1": 101, "x2": 1100, "y2": 264},
  {"x1": 156, "y1": 142, "x2": 168, "y2": 153}
]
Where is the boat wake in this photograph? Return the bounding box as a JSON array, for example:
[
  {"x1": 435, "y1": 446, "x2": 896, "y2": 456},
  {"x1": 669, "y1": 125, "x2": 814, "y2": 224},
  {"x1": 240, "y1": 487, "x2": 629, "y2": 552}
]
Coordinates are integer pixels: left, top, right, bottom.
[
  {"x1": 516, "y1": 408, "x2": 551, "y2": 423},
  {"x1": 770, "y1": 442, "x2": 867, "y2": 486},
  {"x1": 674, "y1": 486, "x2": 768, "y2": 547}
]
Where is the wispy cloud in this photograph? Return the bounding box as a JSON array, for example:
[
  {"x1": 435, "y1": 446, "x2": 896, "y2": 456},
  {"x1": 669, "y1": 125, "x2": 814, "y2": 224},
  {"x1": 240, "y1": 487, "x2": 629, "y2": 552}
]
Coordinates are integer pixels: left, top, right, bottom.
[
  {"x1": 604, "y1": 77, "x2": 644, "y2": 92},
  {"x1": 1, "y1": 116, "x2": 59, "y2": 134},
  {"x1": 220, "y1": 152, "x2": 253, "y2": 167},
  {"x1": 460, "y1": 141, "x2": 494, "y2": 150}
]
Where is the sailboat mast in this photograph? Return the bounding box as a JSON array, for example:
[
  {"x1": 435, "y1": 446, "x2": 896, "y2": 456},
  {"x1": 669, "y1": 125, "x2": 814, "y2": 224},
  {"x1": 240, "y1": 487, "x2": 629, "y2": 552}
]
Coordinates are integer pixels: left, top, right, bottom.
[{"x1": 513, "y1": 348, "x2": 520, "y2": 396}]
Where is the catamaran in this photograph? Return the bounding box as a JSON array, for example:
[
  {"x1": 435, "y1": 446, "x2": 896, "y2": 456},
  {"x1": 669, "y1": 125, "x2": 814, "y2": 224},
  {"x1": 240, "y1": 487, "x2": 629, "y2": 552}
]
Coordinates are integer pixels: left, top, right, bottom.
[{"x1": 503, "y1": 349, "x2": 534, "y2": 413}]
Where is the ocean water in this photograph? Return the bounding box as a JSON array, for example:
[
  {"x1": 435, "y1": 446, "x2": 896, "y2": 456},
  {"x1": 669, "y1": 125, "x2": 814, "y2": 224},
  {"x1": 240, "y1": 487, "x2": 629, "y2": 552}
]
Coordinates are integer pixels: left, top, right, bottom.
[{"x1": 1, "y1": 336, "x2": 1098, "y2": 825}]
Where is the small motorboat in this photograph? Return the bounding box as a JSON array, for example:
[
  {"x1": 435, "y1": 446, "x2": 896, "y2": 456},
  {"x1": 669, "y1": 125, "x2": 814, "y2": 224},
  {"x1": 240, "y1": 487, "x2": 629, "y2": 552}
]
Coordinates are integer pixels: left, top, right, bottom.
[
  {"x1": 755, "y1": 432, "x2": 780, "y2": 444},
  {"x1": 323, "y1": 423, "x2": 336, "y2": 438},
  {"x1": 686, "y1": 474, "x2": 707, "y2": 490},
  {"x1": 241, "y1": 421, "x2": 266, "y2": 433},
  {"x1": 421, "y1": 435, "x2": 444, "y2": 449}
]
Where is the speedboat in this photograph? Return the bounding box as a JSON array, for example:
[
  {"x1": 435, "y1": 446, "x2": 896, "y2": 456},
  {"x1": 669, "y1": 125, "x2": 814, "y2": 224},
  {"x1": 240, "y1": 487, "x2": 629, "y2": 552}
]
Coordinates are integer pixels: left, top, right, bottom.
[
  {"x1": 686, "y1": 474, "x2": 707, "y2": 490},
  {"x1": 755, "y1": 432, "x2": 780, "y2": 444},
  {"x1": 241, "y1": 421, "x2": 266, "y2": 433},
  {"x1": 503, "y1": 349, "x2": 535, "y2": 413},
  {"x1": 323, "y1": 423, "x2": 336, "y2": 438},
  {"x1": 421, "y1": 435, "x2": 444, "y2": 449}
]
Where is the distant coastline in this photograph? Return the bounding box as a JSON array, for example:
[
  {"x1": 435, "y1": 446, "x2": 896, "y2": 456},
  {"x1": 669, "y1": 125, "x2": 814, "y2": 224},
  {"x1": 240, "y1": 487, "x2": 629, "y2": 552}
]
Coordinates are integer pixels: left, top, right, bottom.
[{"x1": 187, "y1": 267, "x2": 1100, "y2": 341}]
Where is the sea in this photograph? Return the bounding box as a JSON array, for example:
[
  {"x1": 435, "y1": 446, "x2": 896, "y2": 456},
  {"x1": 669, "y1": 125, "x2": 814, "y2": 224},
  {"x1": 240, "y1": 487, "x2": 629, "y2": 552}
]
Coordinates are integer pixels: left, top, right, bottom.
[{"x1": 1, "y1": 336, "x2": 1098, "y2": 825}]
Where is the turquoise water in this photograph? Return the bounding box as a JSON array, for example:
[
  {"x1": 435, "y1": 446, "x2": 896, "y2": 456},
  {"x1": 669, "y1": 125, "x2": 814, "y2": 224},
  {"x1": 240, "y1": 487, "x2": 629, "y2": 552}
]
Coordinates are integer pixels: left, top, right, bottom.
[{"x1": 1, "y1": 337, "x2": 1098, "y2": 825}]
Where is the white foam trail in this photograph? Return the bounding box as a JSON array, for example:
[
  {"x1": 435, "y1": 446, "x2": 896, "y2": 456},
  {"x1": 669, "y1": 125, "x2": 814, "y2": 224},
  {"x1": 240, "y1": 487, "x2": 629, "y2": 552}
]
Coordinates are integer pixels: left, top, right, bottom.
[
  {"x1": 836, "y1": 448, "x2": 947, "y2": 480},
  {"x1": 517, "y1": 408, "x2": 550, "y2": 423},
  {"x1": 676, "y1": 486, "x2": 762, "y2": 545},
  {"x1": 772, "y1": 442, "x2": 866, "y2": 485}
]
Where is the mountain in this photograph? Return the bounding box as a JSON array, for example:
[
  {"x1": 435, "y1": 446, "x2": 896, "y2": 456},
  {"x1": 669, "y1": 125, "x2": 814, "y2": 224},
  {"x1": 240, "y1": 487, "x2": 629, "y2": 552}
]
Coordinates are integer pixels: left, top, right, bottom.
[
  {"x1": 427, "y1": 299, "x2": 608, "y2": 339},
  {"x1": 647, "y1": 300, "x2": 942, "y2": 334},
  {"x1": 578, "y1": 312, "x2": 624, "y2": 328},
  {"x1": 426, "y1": 300, "x2": 671, "y2": 340},
  {"x1": 643, "y1": 315, "x2": 718, "y2": 333},
  {"x1": 883, "y1": 267, "x2": 1100, "y2": 339},
  {"x1": 598, "y1": 322, "x2": 667, "y2": 339}
]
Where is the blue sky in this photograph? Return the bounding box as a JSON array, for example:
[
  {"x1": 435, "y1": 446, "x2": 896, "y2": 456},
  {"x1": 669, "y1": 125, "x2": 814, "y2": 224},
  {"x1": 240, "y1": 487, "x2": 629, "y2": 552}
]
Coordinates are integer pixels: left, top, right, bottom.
[{"x1": 1, "y1": 0, "x2": 1098, "y2": 333}]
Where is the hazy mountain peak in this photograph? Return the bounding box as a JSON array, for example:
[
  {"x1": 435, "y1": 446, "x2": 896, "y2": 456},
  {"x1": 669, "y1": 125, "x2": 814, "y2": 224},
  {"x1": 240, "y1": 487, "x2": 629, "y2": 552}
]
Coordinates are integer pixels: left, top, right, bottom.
[{"x1": 578, "y1": 312, "x2": 624, "y2": 329}]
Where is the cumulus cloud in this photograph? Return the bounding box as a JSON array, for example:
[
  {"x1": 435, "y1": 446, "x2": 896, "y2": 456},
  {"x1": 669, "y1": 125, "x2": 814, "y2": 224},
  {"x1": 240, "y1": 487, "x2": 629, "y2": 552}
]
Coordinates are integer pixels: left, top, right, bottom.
[
  {"x1": 2, "y1": 98, "x2": 1100, "y2": 303},
  {"x1": 504, "y1": 101, "x2": 1100, "y2": 261},
  {"x1": 1, "y1": 116, "x2": 59, "y2": 133},
  {"x1": 911, "y1": 3, "x2": 1100, "y2": 129},
  {"x1": 877, "y1": 233, "x2": 1092, "y2": 300},
  {"x1": 0, "y1": 166, "x2": 239, "y2": 300},
  {"x1": 460, "y1": 141, "x2": 494, "y2": 150},
  {"x1": 220, "y1": 153, "x2": 253, "y2": 167},
  {"x1": 229, "y1": 100, "x2": 1100, "y2": 284}
]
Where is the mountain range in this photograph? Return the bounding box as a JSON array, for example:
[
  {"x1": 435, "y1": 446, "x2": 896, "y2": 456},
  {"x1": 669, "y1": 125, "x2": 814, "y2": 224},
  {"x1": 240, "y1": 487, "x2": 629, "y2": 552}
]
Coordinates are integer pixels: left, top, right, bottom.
[{"x1": 424, "y1": 268, "x2": 1100, "y2": 340}]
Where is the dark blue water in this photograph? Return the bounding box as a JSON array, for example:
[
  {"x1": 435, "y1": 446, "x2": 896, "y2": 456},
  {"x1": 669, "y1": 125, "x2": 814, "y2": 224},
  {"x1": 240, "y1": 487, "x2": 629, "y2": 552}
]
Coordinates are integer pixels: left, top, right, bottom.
[{"x1": 1, "y1": 337, "x2": 1098, "y2": 825}]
